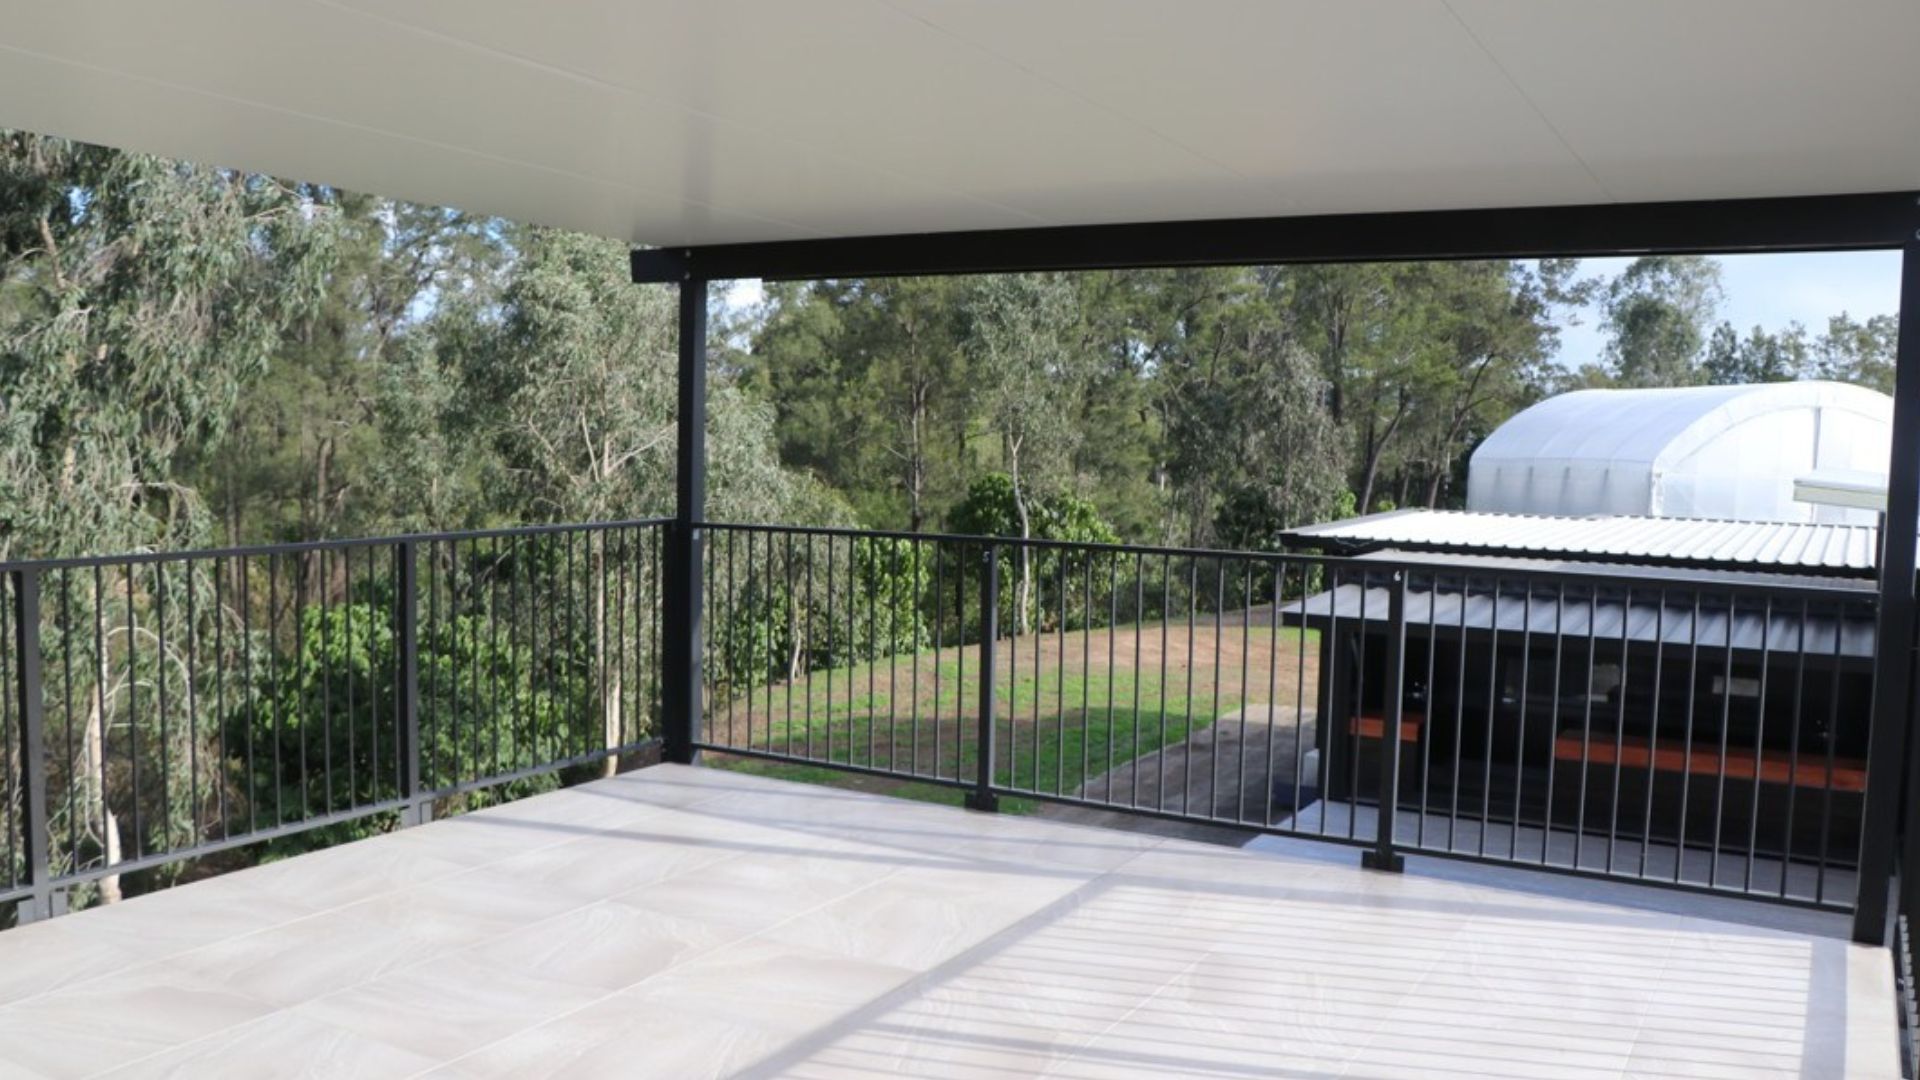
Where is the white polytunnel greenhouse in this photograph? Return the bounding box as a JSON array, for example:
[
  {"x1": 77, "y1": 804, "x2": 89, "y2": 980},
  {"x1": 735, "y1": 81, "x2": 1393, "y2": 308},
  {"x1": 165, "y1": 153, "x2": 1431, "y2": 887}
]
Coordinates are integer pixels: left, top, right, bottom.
[{"x1": 1465, "y1": 380, "x2": 1893, "y2": 524}]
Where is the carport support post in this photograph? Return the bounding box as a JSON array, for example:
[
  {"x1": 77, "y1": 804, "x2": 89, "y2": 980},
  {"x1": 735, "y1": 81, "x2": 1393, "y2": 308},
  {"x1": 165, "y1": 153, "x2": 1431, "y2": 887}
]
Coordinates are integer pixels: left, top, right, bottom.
[
  {"x1": 1363, "y1": 571, "x2": 1407, "y2": 873},
  {"x1": 662, "y1": 276, "x2": 709, "y2": 766},
  {"x1": 1856, "y1": 238, "x2": 1920, "y2": 945}
]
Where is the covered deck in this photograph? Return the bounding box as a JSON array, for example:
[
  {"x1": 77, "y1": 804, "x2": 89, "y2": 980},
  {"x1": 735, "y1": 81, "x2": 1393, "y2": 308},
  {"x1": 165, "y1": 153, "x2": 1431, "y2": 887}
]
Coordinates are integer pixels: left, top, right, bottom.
[{"x1": 0, "y1": 765, "x2": 1898, "y2": 1079}]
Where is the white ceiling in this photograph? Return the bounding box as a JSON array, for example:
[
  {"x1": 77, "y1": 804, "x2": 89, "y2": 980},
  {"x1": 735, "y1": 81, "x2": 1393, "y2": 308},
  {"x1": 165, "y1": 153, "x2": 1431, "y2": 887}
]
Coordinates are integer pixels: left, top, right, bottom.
[{"x1": 0, "y1": 0, "x2": 1915, "y2": 247}]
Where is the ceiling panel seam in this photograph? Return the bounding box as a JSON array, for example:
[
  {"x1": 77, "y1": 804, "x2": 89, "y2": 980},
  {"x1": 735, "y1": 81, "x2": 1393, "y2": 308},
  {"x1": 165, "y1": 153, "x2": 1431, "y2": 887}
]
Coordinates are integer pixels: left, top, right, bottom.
[
  {"x1": 1440, "y1": 0, "x2": 1613, "y2": 202},
  {"x1": 869, "y1": 0, "x2": 1261, "y2": 191},
  {"x1": 0, "y1": 40, "x2": 824, "y2": 241},
  {"x1": 305, "y1": 0, "x2": 1049, "y2": 232}
]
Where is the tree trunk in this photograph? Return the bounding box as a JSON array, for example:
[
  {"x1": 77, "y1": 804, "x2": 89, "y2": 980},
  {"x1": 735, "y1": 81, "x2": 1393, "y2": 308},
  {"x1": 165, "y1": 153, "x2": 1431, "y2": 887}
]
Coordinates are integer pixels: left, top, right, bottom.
[
  {"x1": 86, "y1": 614, "x2": 124, "y2": 904},
  {"x1": 594, "y1": 540, "x2": 620, "y2": 778},
  {"x1": 1008, "y1": 439, "x2": 1033, "y2": 636}
]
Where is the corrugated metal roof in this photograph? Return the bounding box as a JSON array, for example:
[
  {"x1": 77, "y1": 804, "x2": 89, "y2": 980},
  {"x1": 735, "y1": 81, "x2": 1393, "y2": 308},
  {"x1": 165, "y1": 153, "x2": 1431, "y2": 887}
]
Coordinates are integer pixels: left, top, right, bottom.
[
  {"x1": 1283, "y1": 583, "x2": 1876, "y2": 659},
  {"x1": 1282, "y1": 509, "x2": 1878, "y2": 576}
]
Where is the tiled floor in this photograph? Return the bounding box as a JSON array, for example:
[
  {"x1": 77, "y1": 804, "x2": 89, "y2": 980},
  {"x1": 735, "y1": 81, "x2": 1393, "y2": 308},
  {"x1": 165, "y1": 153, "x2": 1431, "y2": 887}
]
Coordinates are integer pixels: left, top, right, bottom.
[{"x1": 0, "y1": 764, "x2": 1900, "y2": 1079}]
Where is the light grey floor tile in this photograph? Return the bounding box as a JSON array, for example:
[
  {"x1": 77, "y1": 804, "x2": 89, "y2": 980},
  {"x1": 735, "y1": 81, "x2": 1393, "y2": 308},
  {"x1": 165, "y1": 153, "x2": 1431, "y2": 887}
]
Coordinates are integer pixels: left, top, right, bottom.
[
  {"x1": 0, "y1": 963, "x2": 274, "y2": 1079},
  {"x1": 93, "y1": 1010, "x2": 437, "y2": 1080},
  {"x1": 0, "y1": 763, "x2": 1896, "y2": 1079},
  {"x1": 291, "y1": 950, "x2": 605, "y2": 1063}
]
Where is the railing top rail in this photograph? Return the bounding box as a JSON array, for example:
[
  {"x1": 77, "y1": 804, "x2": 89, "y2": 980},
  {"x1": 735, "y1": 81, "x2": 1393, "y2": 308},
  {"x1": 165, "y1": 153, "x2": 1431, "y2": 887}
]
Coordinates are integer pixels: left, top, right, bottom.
[
  {"x1": 0, "y1": 517, "x2": 672, "y2": 575},
  {"x1": 704, "y1": 520, "x2": 1879, "y2": 604}
]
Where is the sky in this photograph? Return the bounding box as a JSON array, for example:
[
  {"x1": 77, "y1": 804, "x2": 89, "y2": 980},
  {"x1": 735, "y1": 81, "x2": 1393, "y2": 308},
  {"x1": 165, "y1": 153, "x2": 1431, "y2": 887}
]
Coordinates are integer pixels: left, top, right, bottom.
[
  {"x1": 723, "y1": 250, "x2": 1904, "y2": 371},
  {"x1": 1549, "y1": 250, "x2": 1903, "y2": 370}
]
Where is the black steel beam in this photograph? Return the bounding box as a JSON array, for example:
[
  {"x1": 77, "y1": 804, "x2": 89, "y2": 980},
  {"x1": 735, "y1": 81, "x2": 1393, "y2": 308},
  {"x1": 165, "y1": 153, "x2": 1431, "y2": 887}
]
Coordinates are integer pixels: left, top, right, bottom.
[
  {"x1": 661, "y1": 280, "x2": 709, "y2": 765},
  {"x1": 1858, "y1": 242, "x2": 1920, "y2": 944},
  {"x1": 631, "y1": 191, "x2": 1920, "y2": 283}
]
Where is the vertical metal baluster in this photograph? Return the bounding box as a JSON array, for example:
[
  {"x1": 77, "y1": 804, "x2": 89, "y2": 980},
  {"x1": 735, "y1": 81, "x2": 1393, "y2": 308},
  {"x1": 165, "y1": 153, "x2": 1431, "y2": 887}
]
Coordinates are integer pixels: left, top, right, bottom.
[
  {"x1": 1160, "y1": 554, "x2": 1172, "y2": 817},
  {"x1": 1452, "y1": 573, "x2": 1469, "y2": 851},
  {"x1": 967, "y1": 543, "x2": 999, "y2": 813},
  {"x1": 743, "y1": 530, "x2": 755, "y2": 755},
  {"x1": 726, "y1": 529, "x2": 738, "y2": 757},
  {"x1": 1781, "y1": 600, "x2": 1809, "y2": 900},
  {"x1": 1640, "y1": 590, "x2": 1666, "y2": 878},
  {"x1": 889, "y1": 539, "x2": 900, "y2": 773},
  {"x1": 1816, "y1": 604, "x2": 1844, "y2": 906},
  {"x1": 1105, "y1": 545, "x2": 1121, "y2": 799},
  {"x1": 921, "y1": 538, "x2": 936, "y2": 772},
  {"x1": 1543, "y1": 582, "x2": 1564, "y2": 865},
  {"x1": 909, "y1": 540, "x2": 921, "y2": 777},
  {"x1": 869, "y1": 536, "x2": 880, "y2": 771},
  {"x1": 1607, "y1": 587, "x2": 1630, "y2": 874},
  {"x1": 825, "y1": 535, "x2": 835, "y2": 763},
  {"x1": 1711, "y1": 595, "x2": 1737, "y2": 889},
  {"x1": 1264, "y1": 559, "x2": 1281, "y2": 828},
  {"x1": 125, "y1": 561, "x2": 142, "y2": 856},
  {"x1": 1574, "y1": 583, "x2": 1596, "y2": 870},
  {"x1": 1295, "y1": 561, "x2": 1310, "y2": 835},
  {"x1": 292, "y1": 552, "x2": 308, "y2": 821},
  {"x1": 1676, "y1": 593, "x2": 1701, "y2": 885},
  {"x1": 1480, "y1": 578, "x2": 1498, "y2": 857},
  {"x1": 1210, "y1": 560, "x2": 1223, "y2": 824},
  {"x1": 1057, "y1": 553, "x2": 1068, "y2": 798},
  {"x1": 956, "y1": 545, "x2": 966, "y2": 781},
  {"x1": 1238, "y1": 561, "x2": 1252, "y2": 824},
  {"x1": 1185, "y1": 558, "x2": 1197, "y2": 818},
  {"x1": 1745, "y1": 597, "x2": 1772, "y2": 893},
  {"x1": 852, "y1": 535, "x2": 863, "y2": 766},
  {"x1": 370, "y1": 546, "x2": 384, "y2": 794},
  {"x1": 61, "y1": 570, "x2": 80, "y2": 871},
  {"x1": 1350, "y1": 571, "x2": 1367, "y2": 843},
  {"x1": 1083, "y1": 551, "x2": 1093, "y2": 804},
  {"x1": 265, "y1": 555, "x2": 280, "y2": 827},
  {"x1": 1513, "y1": 581, "x2": 1531, "y2": 862},
  {"x1": 1318, "y1": 565, "x2": 1340, "y2": 839},
  {"x1": 320, "y1": 547, "x2": 334, "y2": 808},
  {"x1": 154, "y1": 562, "x2": 173, "y2": 850},
  {"x1": 781, "y1": 533, "x2": 794, "y2": 758},
  {"x1": 805, "y1": 537, "x2": 817, "y2": 763},
  {"x1": 1420, "y1": 574, "x2": 1439, "y2": 849},
  {"x1": 238, "y1": 558, "x2": 255, "y2": 832},
  {"x1": 209, "y1": 563, "x2": 226, "y2": 837},
  {"x1": 1121, "y1": 553, "x2": 1136, "y2": 807}
]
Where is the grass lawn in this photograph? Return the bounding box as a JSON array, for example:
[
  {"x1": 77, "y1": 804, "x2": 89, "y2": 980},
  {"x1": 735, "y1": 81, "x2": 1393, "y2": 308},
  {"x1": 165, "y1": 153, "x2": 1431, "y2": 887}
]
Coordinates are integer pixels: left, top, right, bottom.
[{"x1": 707, "y1": 613, "x2": 1320, "y2": 811}]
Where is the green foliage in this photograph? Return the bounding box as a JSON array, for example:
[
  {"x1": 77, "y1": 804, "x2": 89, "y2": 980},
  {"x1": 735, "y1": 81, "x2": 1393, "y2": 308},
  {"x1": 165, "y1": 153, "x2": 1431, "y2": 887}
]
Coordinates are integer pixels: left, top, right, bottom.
[{"x1": 1601, "y1": 256, "x2": 1723, "y2": 388}]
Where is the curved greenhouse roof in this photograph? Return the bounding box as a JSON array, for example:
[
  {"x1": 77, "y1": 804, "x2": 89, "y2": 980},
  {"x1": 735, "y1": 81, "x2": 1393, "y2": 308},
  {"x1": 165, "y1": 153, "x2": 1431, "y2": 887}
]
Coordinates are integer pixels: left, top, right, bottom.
[{"x1": 1466, "y1": 381, "x2": 1892, "y2": 524}]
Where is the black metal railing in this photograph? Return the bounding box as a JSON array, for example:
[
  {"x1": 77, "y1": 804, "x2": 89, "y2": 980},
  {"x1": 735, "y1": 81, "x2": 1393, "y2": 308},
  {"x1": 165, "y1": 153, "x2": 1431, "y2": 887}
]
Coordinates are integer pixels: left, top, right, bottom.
[
  {"x1": 1, "y1": 519, "x2": 666, "y2": 922},
  {"x1": 698, "y1": 524, "x2": 1881, "y2": 912},
  {"x1": 0, "y1": 517, "x2": 1893, "y2": 927}
]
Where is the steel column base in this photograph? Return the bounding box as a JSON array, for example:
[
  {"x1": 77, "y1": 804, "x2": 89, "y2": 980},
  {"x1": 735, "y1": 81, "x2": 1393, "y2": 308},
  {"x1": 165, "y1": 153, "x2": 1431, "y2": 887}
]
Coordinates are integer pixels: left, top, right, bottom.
[
  {"x1": 1361, "y1": 850, "x2": 1405, "y2": 873},
  {"x1": 964, "y1": 791, "x2": 1000, "y2": 813}
]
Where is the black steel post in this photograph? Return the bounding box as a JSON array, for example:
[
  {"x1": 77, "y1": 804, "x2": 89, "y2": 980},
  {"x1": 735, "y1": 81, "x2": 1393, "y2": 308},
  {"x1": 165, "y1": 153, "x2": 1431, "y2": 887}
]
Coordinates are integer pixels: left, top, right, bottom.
[
  {"x1": 1363, "y1": 571, "x2": 1409, "y2": 872},
  {"x1": 663, "y1": 278, "x2": 709, "y2": 765},
  {"x1": 967, "y1": 545, "x2": 1000, "y2": 812},
  {"x1": 12, "y1": 570, "x2": 54, "y2": 921},
  {"x1": 1860, "y1": 239, "x2": 1920, "y2": 943},
  {"x1": 395, "y1": 542, "x2": 427, "y2": 826}
]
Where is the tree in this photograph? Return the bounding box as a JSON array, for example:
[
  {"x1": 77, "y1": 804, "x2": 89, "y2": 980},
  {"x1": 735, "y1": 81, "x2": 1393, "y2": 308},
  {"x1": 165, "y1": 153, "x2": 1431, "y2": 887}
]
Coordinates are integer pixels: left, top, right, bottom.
[
  {"x1": 1813, "y1": 312, "x2": 1898, "y2": 393},
  {"x1": 963, "y1": 273, "x2": 1090, "y2": 633},
  {"x1": 1704, "y1": 321, "x2": 1810, "y2": 385},
  {"x1": 0, "y1": 132, "x2": 340, "y2": 901},
  {"x1": 1601, "y1": 256, "x2": 1723, "y2": 387}
]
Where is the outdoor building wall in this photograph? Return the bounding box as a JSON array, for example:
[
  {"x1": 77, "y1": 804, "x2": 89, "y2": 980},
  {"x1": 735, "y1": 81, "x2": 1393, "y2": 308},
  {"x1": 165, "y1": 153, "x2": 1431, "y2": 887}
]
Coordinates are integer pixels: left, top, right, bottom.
[{"x1": 1467, "y1": 381, "x2": 1891, "y2": 524}]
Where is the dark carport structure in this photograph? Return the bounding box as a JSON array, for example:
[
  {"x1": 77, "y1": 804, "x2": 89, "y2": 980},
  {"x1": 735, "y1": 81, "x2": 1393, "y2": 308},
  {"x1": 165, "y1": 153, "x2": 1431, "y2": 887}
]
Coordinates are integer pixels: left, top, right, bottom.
[{"x1": 1, "y1": 3, "x2": 1918, "y2": 1075}]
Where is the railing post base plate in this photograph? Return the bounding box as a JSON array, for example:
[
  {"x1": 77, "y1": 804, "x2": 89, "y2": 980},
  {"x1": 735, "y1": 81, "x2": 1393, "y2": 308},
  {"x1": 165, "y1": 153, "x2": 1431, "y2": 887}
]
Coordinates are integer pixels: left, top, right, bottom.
[
  {"x1": 964, "y1": 791, "x2": 999, "y2": 814},
  {"x1": 1361, "y1": 850, "x2": 1405, "y2": 873}
]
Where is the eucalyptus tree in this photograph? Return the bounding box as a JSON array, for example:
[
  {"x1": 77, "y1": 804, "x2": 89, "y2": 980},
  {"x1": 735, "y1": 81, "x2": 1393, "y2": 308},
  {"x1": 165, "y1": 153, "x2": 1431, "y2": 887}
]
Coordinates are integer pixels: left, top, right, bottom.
[
  {"x1": 963, "y1": 272, "x2": 1090, "y2": 633},
  {"x1": 1602, "y1": 255, "x2": 1723, "y2": 387},
  {"x1": 0, "y1": 132, "x2": 340, "y2": 901}
]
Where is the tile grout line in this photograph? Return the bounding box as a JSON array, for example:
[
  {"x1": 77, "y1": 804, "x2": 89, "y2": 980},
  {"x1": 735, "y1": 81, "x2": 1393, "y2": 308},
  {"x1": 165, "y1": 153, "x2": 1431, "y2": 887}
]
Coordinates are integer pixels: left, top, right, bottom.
[{"x1": 70, "y1": 778, "x2": 809, "y2": 1077}]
